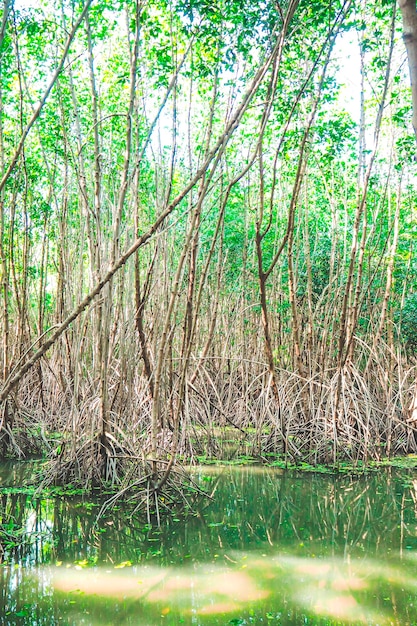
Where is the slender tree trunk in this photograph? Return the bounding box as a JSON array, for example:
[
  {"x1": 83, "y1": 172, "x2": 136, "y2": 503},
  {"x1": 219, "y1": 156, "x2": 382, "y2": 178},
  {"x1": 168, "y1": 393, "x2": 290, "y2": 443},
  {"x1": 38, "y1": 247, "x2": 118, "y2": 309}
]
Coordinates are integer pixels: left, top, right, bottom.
[
  {"x1": 334, "y1": 5, "x2": 396, "y2": 436},
  {"x1": 398, "y1": 1, "x2": 417, "y2": 431},
  {"x1": 399, "y1": 0, "x2": 417, "y2": 143},
  {"x1": 0, "y1": 4, "x2": 10, "y2": 452}
]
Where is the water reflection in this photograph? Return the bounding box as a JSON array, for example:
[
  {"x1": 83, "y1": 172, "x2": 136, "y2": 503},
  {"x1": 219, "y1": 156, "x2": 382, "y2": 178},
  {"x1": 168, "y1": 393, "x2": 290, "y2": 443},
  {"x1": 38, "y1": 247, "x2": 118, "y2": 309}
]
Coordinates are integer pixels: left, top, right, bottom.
[{"x1": 1, "y1": 464, "x2": 417, "y2": 624}]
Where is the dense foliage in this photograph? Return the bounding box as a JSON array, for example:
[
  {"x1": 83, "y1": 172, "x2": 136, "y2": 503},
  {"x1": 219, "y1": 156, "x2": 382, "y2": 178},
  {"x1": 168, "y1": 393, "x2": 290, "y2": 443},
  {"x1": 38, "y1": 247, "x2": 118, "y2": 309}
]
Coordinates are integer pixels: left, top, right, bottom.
[{"x1": 0, "y1": 0, "x2": 416, "y2": 490}]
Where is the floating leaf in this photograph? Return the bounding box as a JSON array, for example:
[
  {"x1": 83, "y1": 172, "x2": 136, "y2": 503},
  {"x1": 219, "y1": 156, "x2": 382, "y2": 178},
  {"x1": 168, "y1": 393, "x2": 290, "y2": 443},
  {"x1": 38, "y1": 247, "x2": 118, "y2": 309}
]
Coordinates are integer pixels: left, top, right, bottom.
[{"x1": 114, "y1": 560, "x2": 132, "y2": 569}]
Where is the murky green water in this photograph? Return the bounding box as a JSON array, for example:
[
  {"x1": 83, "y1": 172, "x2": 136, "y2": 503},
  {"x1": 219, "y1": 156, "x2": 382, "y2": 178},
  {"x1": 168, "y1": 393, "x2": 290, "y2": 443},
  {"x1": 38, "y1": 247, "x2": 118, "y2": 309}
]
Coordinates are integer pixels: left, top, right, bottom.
[{"x1": 2, "y1": 463, "x2": 417, "y2": 624}]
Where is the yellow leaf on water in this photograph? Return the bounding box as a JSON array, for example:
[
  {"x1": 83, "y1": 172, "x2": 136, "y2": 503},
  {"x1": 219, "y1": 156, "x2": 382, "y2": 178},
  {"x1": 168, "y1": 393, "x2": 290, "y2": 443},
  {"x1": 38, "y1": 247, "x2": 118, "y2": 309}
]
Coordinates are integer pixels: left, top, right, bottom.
[{"x1": 114, "y1": 561, "x2": 132, "y2": 569}]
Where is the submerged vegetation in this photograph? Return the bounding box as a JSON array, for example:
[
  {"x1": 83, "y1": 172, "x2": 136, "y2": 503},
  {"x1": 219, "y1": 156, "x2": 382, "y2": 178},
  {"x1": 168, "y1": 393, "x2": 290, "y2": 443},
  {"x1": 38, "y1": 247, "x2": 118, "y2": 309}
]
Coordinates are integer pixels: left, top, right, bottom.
[{"x1": 1, "y1": 0, "x2": 417, "y2": 497}]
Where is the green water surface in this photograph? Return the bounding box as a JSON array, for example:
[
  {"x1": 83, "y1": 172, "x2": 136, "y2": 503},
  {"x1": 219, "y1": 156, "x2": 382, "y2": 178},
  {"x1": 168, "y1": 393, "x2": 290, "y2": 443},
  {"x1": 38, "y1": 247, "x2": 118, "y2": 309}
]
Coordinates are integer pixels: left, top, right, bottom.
[{"x1": 1, "y1": 464, "x2": 417, "y2": 625}]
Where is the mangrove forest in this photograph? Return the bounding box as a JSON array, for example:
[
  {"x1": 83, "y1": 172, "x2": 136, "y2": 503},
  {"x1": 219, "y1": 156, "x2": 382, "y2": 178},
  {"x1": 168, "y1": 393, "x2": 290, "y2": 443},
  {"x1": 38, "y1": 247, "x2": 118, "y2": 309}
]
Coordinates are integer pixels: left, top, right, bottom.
[{"x1": 0, "y1": 0, "x2": 417, "y2": 494}]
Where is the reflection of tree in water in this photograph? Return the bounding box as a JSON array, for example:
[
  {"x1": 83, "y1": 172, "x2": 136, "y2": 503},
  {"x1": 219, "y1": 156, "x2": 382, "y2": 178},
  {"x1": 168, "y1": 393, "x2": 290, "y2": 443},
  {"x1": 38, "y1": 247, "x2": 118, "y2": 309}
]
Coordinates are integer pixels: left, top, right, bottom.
[
  {"x1": 190, "y1": 468, "x2": 417, "y2": 560},
  {"x1": 2, "y1": 467, "x2": 417, "y2": 624},
  {"x1": 1, "y1": 467, "x2": 416, "y2": 566}
]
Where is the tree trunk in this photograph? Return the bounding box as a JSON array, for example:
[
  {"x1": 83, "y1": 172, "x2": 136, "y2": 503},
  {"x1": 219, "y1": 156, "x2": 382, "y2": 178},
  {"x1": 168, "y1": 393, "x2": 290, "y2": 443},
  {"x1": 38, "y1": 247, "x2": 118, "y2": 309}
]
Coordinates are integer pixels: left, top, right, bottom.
[
  {"x1": 399, "y1": 0, "x2": 417, "y2": 142},
  {"x1": 399, "y1": 1, "x2": 417, "y2": 428}
]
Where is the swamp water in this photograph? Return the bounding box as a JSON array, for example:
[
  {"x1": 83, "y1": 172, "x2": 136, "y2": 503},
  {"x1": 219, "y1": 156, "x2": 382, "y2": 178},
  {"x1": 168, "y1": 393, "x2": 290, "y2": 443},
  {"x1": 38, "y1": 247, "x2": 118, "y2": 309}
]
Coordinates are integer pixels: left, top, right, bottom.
[{"x1": 1, "y1": 464, "x2": 417, "y2": 624}]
